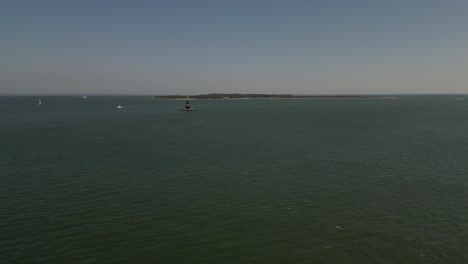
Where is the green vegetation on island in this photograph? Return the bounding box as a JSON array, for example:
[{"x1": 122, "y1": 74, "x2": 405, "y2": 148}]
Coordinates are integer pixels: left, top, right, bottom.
[{"x1": 153, "y1": 93, "x2": 396, "y2": 100}]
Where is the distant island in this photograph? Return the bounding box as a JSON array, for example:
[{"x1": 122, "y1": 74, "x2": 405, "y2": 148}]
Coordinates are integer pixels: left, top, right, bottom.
[{"x1": 153, "y1": 93, "x2": 397, "y2": 100}]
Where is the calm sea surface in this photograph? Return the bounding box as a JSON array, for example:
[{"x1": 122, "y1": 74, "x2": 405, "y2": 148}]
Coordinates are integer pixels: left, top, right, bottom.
[{"x1": 1, "y1": 95, "x2": 467, "y2": 263}]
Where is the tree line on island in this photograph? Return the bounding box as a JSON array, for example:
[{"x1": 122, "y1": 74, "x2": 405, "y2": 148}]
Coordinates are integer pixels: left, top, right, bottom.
[{"x1": 153, "y1": 93, "x2": 394, "y2": 99}]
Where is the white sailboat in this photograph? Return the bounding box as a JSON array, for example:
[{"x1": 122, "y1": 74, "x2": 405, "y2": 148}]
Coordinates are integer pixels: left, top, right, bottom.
[{"x1": 37, "y1": 99, "x2": 42, "y2": 105}]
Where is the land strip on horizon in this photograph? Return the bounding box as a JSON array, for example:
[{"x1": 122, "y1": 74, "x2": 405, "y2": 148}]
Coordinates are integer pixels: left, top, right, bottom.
[{"x1": 153, "y1": 93, "x2": 397, "y2": 100}]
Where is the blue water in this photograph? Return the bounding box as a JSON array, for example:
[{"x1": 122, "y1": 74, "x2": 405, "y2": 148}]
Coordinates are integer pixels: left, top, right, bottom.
[{"x1": 1, "y1": 95, "x2": 467, "y2": 263}]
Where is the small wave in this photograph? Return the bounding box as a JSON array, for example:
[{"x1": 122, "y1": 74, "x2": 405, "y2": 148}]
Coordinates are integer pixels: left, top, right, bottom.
[{"x1": 116, "y1": 106, "x2": 137, "y2": 109}]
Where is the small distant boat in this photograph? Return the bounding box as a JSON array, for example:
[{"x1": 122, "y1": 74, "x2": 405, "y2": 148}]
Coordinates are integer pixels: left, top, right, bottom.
[
  {"x1": 179, "y1": 98, "x2": 196, "y2": 111},
  {"x1": 82, "y1": 96, "x2": 87, "y2": 99},
  {"x1": 117, "y1": 105, "x2": 123, "y2": 109},
  {"x1": 37, "y1": 99, "x2": 42, "y2": 105},
  {"x1": 456, "y1": 97, "x2": 464, "y2": 100}
]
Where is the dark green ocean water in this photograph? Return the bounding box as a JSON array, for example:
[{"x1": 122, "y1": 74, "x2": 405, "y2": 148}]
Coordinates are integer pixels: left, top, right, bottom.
[{"x1": 1, "y1": 95, "x2": 467, "y2": 263}]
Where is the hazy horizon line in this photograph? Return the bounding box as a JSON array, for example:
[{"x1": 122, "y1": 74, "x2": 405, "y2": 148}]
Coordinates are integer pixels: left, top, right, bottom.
[{"x1": 1, "y1": 92, "x2": 467, "y2": 97}]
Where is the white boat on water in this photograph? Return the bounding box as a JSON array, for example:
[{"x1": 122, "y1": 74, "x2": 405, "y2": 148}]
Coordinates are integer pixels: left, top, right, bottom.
[
  {"x1": 37, "y1": 99, "x2": 42, "y2": 105},
  {"x1": 83, "y1": 96, "x2": 87, "y2": 99},
  {"x1": 117, "y1": 105, "x2": 123, "y2": 109}
]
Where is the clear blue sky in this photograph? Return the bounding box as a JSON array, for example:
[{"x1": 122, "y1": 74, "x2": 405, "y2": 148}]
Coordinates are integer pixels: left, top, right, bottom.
[{"x1": 1, "y1": 0, "x2": 468, "y2": 95}]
